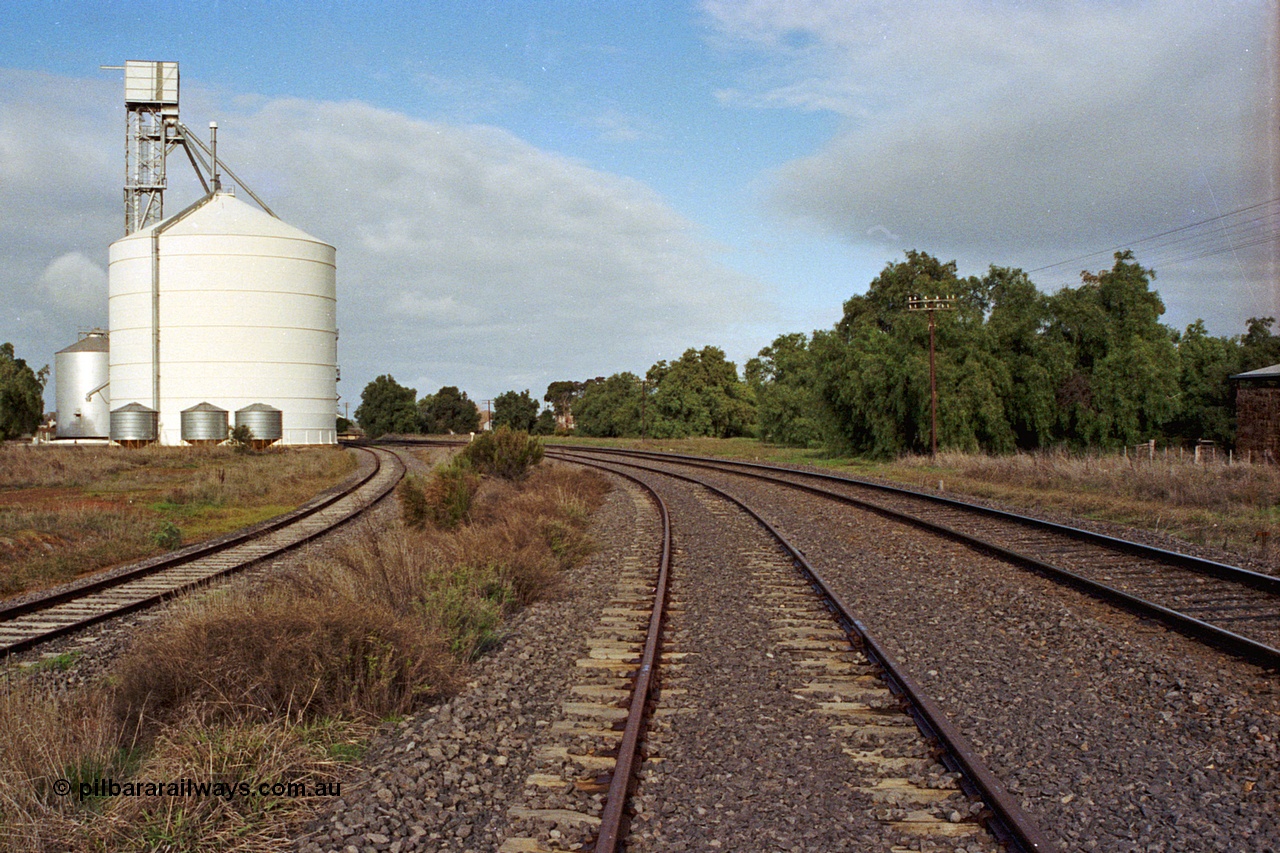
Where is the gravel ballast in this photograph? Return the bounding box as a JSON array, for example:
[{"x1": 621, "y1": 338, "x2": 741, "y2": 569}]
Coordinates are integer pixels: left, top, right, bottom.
[{"x1": 663, "y1": 462, "x2": 1280, "y2": 852}]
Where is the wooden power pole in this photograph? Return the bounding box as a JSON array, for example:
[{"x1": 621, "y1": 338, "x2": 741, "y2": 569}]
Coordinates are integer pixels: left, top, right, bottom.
[{"x1": 907, "y1": 295, "x2": 957, "y2": 458}]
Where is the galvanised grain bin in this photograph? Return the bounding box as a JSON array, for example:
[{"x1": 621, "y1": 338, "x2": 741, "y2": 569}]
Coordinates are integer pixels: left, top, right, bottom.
[
  {"x1": 55, "y1": 331, "x2": 110, "y2": 439},
  {"x1": 110, "y1": 402, "x2": 158, "y2": 447},
  {"x1": 181, "y1": 401, "x2": 228, "y2": 444},
  {"x1": 108, "y1": 191, "x2": 337, "y2": 446},
  {"x1": 235, "y1": 403, "x2": 283, "y2": 448}
]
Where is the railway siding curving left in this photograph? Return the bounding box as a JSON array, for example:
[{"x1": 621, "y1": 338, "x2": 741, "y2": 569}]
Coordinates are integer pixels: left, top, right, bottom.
[{"x1": 0, "y1": 445, "x2": 405, "y2": 657}]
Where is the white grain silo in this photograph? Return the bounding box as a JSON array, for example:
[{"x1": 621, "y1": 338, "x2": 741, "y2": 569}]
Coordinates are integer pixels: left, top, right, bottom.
[
  {"x1": 108, "y1": 191, "x2": 337, "y2": 445},
  {"x1": 55, "y1": 330, "x2": 110, "y2": 439}
]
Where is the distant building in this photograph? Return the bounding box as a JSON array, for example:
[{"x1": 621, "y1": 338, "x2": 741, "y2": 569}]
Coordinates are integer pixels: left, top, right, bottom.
[{"x1": 1231, "y1": 363, "x2": 1280, "y2": 462}]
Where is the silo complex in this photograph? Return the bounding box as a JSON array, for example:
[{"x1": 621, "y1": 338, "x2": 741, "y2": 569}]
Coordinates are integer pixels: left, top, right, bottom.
[
  {"x1": 54, "y1": 331, "x2": 110, "y2": 439},
  {"x1": 108, "y1": 191, "x2": 338, "y2": 445}
]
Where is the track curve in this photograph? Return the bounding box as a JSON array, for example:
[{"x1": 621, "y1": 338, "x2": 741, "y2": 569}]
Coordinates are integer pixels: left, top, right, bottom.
[
  {"x1": 556, "y1": 445, "x2": 1280, "y2": 669},
  {"x1": 0, "y1": 444, "x2": 406, "y2": 657},
  {"x1": 550, "y1": 449, "x2": 1057, "y2": 853}
]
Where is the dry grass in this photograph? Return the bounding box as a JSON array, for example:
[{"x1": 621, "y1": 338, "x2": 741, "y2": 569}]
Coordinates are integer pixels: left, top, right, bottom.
[
  {"x1": 0, "y1": 461, "x2": 609, "y2": 851},
  {"x1": 874, "y1": 450, "x2": 1280, "y2": 565},
  {"x1": 0, "y1": 446, "x2": 355, "y2": 598},
  {"x1": 549, "y1": 435, "x2": 1280, "y2": 567},
  {"x1": 0, "y1": 679, "x2": 369, "y2": 853},
  {"x1": 112, "y1": 585, "x2": 454, "y2": 731}
]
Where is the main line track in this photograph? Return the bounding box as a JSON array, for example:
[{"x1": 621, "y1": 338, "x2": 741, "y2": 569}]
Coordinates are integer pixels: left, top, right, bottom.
[
  {"x1": 555, "y1": 446, "x2": 1280, "y2": 670},
  {"x1": 0, "y1": 444, "x2": 406, "y2": 657},
  {"x1": 540, "y1": 451, "x2": 1056, "y2": 853}
]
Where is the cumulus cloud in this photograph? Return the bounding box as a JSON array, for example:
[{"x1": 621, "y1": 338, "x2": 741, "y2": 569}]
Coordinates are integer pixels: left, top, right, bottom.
[
  {"x1": 38, "y1": 252, "x2": 108, "y2": 324},
  {"x1": 704, "y1": 0, "x2": 1278, "y2": 331},
  {"x1": 0, "y1": 70, "x2": 769, "y2": 408}
]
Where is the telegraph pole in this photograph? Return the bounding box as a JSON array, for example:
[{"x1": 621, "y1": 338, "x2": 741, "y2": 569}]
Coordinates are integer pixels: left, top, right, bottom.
[
  {"x1": 640, "y1": 378, "x2": 648, "y2": 442},
  {"x1": 907, "y1": 295, "x2": 956, "y2": 458}
]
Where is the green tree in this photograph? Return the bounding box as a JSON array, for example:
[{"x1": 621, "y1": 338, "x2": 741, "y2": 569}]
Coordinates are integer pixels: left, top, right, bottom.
[
  {"x1": 811, "y1": 251, "x2": 1010, "y2": 455},
  {"x1": 745, "y1": 333, "x2": 825, "y2": 446},
  {"x1": 1169, "y1": 320, "x2": 1240, "y2": 445},
  {"x1": 981, "y1": 266, "x2": 1058, "y2": 449},
  {"x1": 355, "y1": 374, "x2": 418, "y2": 439},
  {"x1": 418, "y1": 386, "x2": 480, "y2": 434},
  {"x1": 646, "y1": 346, "x2": 755, "y2": 438},
  {"x1": 533, "y1": 408, "x2": 556, "y2": 435},
  {"x1": 493, "y1": 390, "x2": 539, "y2": 432},
  {"x1": 1239, "y1": 317, "x2": 1280, "y2": 371},
  {"x1": 0, "y1": 343, "x2": 48, "y2": 440},
  {"x1": 573, "y1": 373, "x2": 643, "y2": 437},
  {"x1": 1043, "y1": 251, "x2": 1178, "y2": 446},
  {"x1": 544, "y1": 381, "x2": 583, "y2": 420}
]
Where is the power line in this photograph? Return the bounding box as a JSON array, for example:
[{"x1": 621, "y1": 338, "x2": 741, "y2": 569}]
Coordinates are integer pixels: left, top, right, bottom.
[{"x1": 1028, "y1": 196, "x2": 1280, "y2": 277}]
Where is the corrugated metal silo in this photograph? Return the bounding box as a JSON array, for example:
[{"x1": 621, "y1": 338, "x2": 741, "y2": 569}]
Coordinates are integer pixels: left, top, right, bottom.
[
  {"x1": 181, "y1": 402, "x2": 228, "y2": 444},
  {"x1": 235, "y1": 403, "x2": 283, "y2": 447},
  {"x1": 110, "y1": 402, "x2": 158, "y2": 446},
  {"x1": 108, "y1": 191, "x2": 337, "y2": 446},
  {"x1": 55, "y1": 331, "x2": 110, "y2": 439}
]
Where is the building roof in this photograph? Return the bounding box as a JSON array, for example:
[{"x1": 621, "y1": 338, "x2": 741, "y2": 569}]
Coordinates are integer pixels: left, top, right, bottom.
[{"x1": 1231, "y1": 363, "x2": 1280, "y2": 381}]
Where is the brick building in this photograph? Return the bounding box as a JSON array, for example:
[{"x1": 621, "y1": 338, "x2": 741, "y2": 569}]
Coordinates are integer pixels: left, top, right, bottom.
[{"x1": 1232, "y1": 363, "x2": 1280, "y2": 462}]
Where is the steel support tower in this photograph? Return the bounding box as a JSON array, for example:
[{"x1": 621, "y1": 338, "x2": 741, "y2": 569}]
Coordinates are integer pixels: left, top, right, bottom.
[{"x1": 121, "y1": 61, "x2": 180, "y2": 235}]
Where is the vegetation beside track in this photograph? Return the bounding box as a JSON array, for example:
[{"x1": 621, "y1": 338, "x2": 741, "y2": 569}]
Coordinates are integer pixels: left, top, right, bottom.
[
  {"x1": 0, "y1": 441, "x2": 607, "y2": 852},
  {"x1": 549, "y1": 436, "x2": 1280, "y2": 566},
  {"x1": 0, "y1": 444, "x2": 357, "y2": 599}
]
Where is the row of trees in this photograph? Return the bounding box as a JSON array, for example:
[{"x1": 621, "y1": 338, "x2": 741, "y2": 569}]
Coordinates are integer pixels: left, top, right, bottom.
[
  {"x1": 748, "y1": 251, "x2": 1280, "y2": 454},
  {"x1": 354, "y1": 378, "x2": 558, "y2": 439},
  {"x1": 568, "y1": 346, "x2": 754, "y2": 439},
  {"x1": 357, "y1": 249, "x2": 1280, "y2": 456}
]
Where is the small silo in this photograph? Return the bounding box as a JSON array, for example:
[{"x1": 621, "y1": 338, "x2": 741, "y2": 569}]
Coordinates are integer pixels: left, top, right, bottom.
[
  {"x1": 108, "y1": 191, "x2": 337, "y2": 445},
  {"x1": 235, "y1": 403, "x2": 283, "y2": 448},
  {"x1": 181, "y1": 402, "x2": 228, "y2": 445},
  {"x1": 110, "y1": 402, "x2": 158, "y2": 447},
  {"x1": 55, "y1": 330, "x2": 110, "y2": 439}
]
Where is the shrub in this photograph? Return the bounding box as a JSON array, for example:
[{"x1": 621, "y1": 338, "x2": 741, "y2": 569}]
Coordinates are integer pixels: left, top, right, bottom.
[
  {"x1": 152, "y1": 521, "x2": 182, "y2": 550},
  {"x1": 462, "y1": 426, "x2": 544, "y2": 480},
  {"x1": 226, "y1": 424, "x2": 254, "y2": 454},
  {"x1": 399, "y1": 460, "x2": 481, "y2": 530}
]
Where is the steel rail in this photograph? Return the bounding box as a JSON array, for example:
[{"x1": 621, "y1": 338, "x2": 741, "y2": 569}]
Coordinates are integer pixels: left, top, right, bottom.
[
  {"x1": 0, "y1": 445, "x2": 404, "y2": 657},
  {"x1": 561, "y1": 446, "x2": 1280, "y2": 670},
  {"x1": 556, "y1": 457, "x2": 672, "y2": 853},
  {"x1": 555, "y1": 445, "x2": 1280, "y2": 595},
  {"x1": 550, "y1": 449, "x2": 1058, "y2": 853}
]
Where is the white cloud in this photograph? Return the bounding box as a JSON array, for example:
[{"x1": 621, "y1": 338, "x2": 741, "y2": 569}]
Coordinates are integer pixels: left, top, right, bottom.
[
  {"x1": 0, "y1": 71, "x2": 770, "y2": 407},
  {"x1": 37, "y1": 252, "x2": 107, "y2": 323},
  {"x1": 704, "y1": 0, "x2": 1279, "y2": 331}
]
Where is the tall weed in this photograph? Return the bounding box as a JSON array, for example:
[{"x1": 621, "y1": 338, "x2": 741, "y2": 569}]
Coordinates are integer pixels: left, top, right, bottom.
[
  {"x1": 399, "y1": 460, "x2": 480, "y2": 530},
  {"x1": 462, "y1": 426, "x2": 544, "y2": 480}
]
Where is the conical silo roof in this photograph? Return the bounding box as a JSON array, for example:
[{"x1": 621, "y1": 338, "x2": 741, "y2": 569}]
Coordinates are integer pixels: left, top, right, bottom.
[
  {"x1": 124, "y1": 191, "x2": 328, "y2": 246},
  {"x1": 56, "y1": 333, "x2": 109, "y2": 354}
]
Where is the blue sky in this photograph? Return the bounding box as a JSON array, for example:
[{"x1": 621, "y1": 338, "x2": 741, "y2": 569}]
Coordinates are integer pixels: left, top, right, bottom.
[{"x1": 1, "y1": 1, "x2": 1276, "y2": 412}]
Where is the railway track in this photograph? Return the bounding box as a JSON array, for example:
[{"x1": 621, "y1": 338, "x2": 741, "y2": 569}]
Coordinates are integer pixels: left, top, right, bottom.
[
  {"x1": 556, "y1": 446, "x2": 1280, "y2": 670},
  {"x1": 507, "y1": 451, "x2": 1056, "y2": 852},
  {"x1": 0, "y1": 444, "x2": 405, "y2": 657}
]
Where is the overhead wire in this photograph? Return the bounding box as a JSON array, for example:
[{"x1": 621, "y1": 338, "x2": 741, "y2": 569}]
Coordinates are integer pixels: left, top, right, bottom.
[{"x1": 1028, "y1": 196, "x2": 1280, "y2": 285}]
